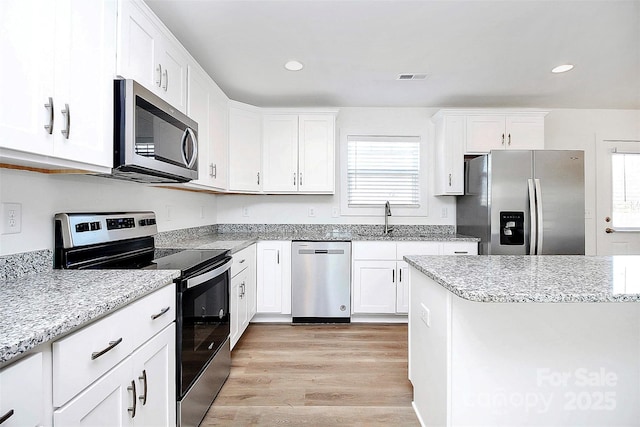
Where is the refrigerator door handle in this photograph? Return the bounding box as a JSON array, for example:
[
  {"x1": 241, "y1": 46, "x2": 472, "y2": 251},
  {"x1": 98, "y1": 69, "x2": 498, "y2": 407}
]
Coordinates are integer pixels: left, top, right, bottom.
[
  {"x1": 528, "y1": 179, "x2": 537, "y2": 255},
  {"x1": 535, "y1": 178, "x2": 544, "y2": 254}
]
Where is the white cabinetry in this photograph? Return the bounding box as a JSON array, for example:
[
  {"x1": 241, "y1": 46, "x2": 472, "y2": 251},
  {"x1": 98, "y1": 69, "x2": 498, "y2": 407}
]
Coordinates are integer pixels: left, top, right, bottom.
[
  {"x1": 256, "y1": 241, "x2": 291, "y2": 315},
  {"x1": 117, "y1": 0, "x2": 188, "y2": 112},
  {"x1": 352, "y1": 241, "x2": 477, "y2": 316},
  {"x1": 186, "y1": 62, "x2": 229, "y2": 190},
  {"x1": 52, "y1": 284, "x2": 176, "y2": 426},
  {"x1": 0, "y1": 353, "x2": 44, "y2": 427},
  {"x1": 262, "y1": 113, "x2": 336, "y2": 193},
  {"x1": 228, "y1": 102, "x2": 262, "y2": 192},
  {"x1": 465, "y1": 112, "x2": 546, "y2": 154},
  {"x1": 433, "y1": 112, "x2": 465, "y2": 195},
  {"x1": 0, "y1": 0, "x2": 116, "y2": 171},
  {"x1": 230, "y1": 244, "x2": 256, "y2": 349}
]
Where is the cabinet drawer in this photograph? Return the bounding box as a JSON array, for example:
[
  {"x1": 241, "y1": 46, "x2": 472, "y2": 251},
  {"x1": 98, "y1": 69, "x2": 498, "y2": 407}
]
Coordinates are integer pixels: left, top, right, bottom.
[
  {"x1": 352, "y1": 241, "x2": 396, "y2": 260},
  {"x1": 231, "y1": 245, "x2": 253, "y2": 277},
  {"x1": 0, "y1": 353, "x2": 43, "y2": 427},
  {"x1": 442, "y1": 242, "x2": 478, "y2": 255},
  {"x1": 396, "y1": 242, "x2": 440, "y2": 259},
  {"x1": 52, "y1": 283, "x2": 175, "y2": 407}
]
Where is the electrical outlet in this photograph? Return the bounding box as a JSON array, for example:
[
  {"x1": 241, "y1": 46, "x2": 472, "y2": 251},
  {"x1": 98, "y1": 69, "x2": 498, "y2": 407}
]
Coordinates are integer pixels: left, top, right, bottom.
[
  {"x1": 242, "y1": 207, "x2": 250, "y2": 217},
  {"x1": 2, "y1": 203, "x2": 22, "y2": 234},
  {"x1": 166, "y1": 205, "x2": 173, "y2": 221},
  {"x1": 200, "y1": 206, "x2": 206, "y2": 219},
  {"x1": 332, "y1": 206, "x2": 340, "y2": 218},
  {"x1": 441, "y1": 207, "x2": 448, "y2": 218},
  {"x1": 308, "y1": 207, "x2": 316, "y2": 217},
  {"x1": 420, "y1": 303, "x2": 430, "y2": 327}
]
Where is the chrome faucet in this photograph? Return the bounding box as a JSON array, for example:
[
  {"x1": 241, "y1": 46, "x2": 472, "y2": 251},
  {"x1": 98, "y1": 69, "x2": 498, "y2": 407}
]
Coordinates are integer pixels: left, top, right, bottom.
[{"x1": 384, "y1": 201, "x2": 393, "y2": 235}]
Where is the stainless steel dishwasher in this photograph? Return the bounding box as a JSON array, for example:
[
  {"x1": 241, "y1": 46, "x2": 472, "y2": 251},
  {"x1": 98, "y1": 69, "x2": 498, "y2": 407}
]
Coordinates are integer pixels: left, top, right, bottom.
[{"x1": 291, "y1": 241, "x2": 351, "y2": 323}]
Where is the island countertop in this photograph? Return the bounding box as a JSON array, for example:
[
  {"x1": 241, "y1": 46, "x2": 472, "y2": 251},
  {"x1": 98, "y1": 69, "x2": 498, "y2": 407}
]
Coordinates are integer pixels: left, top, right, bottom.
[{"x1": 404, "y1": 255, "x2": 640, "y2": 303}]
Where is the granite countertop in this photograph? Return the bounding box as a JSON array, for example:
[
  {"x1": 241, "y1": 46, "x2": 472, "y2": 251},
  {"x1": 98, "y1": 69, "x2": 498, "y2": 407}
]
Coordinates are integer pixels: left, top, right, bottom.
[
  {"x1": 0, "y1": 269, "x2": 180, "y2": 365},
  {"x1": 404, "y1": 255, "x2": 640, "y2": 303},
  {"x1": 157, "y1": 231, "x2": 479, "y2": 251}
]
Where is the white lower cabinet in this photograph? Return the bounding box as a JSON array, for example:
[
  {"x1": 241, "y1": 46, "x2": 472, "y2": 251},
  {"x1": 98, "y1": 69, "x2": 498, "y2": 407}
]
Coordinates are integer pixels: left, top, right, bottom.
[
  {"x1": 53, "y1": 325, "x2": 175, "y2": 427},
  {"x1": 230, "y1": 244, "x2": 256, "y2": 349},
  {"x1": 52, "y1": 284, "x2": 176, "y2": 427},
  {"x1": 352, "y1": 241, "x2": 477, "y2": 316},
  {"x1": 256, "y1": 241, "x2": 291, "y2": 314},
  {"x1": 0, "y1": 353, "x2": 44, "y2": 427}
]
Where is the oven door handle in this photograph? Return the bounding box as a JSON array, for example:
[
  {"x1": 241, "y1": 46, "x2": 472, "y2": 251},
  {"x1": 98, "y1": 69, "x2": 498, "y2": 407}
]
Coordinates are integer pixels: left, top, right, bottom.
[{"x1": 186, "y1": 257, "x2": 233, "y2": 289}]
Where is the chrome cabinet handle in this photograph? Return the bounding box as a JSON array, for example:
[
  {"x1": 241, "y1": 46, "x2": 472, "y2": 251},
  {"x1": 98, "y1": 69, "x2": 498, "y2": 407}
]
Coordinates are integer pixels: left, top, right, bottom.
[
  {"x1": 392, "y1": 269, "x2": 395, "y2": 283},
  {"x1": 44, "y1": 97, "x2": 54, "y2": 134},
  {"x1": 257, "y1": 172, "x2": 260, "y2": 185},
  {"x1": 61, "y1": 104, "x2": 70, "y2": 139},
  {"x1": 91, "y1": 337, "x2": 123, "y2": 360},
  {"x1": 150, "y1": 306, "x2": 170, "y2": 320},
  {"x1": 127, "y1": 380, "x2": 137, "y2": 418},
  {"x1": 508, "y1": 133, "x2": 511, "y2": 146},
  {"x1": 212, "y1": 163, "x2": 217, "y2": 178},
  {"x1": 399, "y1": 269, "x2": 402, "y2": 282},
  {"x1": 156, "y1": 64, "x2": 162, "y2": 87},
  {"x1": 277, "y1": 250, "x2": 280, "y2": 264},
  {"x1": 162, "y1": 69, "x2": 168, "y2": 92},
  {"x1": 299, "y1": 172, "x2": 303, "y2": 187},
  {"x1": 293, "y1": 173, "x2": 296, "y2": 186},
  {"x1": 138, "y1": 370, "x2": 148, "y2": 405},
  {"x1": 0, "y1": 409, "x2": 15, "y2": 424},
  {"x1": 238, "y1": 259, "x2": 246, "y2": 264},
  {"x1": 448, "y1": 173, "x2": 452, "y2": 187},
  {"x1": 209, "y1": 163, "x2": 217, "y2": 178},
  {"x1": 501, "y1": 133, "x2": 505, "y2": 145},
  {"x1": 454, "y1": 251, "x2": 468, "y2": 254}
]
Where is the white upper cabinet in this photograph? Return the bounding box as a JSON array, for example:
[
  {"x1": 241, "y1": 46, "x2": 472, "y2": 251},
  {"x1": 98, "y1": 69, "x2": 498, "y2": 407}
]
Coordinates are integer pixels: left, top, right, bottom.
[
  {"x1": 0, "y1": 0, "x2": 116, "y2": 171},
  {"x1": 228, "y1": 102, "x2": 262, "y2": 192},
  {"x1": 262, "y1": 113, "x2": 336, "y2": 193},
  {"x1": 186, "y1": 63, "x2": 229, "y2": 190},
  {"x1": 433, "y1": 112, "x2": 465, "y2": 195},
  {"x1": 117, "y1": 0, "x2": 188, "y2": 113},
  {"x1": 465, "y1": 111, "x2": 546, "y2": 154}
]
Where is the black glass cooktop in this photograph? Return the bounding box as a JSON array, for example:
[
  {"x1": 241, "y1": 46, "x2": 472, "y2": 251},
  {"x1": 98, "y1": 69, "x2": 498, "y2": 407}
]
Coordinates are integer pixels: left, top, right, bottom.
[{"x1": 151, "y1": 249, "x2": 229, "y2": 275}]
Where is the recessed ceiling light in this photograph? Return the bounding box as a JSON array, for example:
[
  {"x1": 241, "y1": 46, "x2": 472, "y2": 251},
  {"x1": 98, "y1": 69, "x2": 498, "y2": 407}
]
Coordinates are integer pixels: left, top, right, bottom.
[
  {"x1": 551, "y1": 64, "x2": 574, "y2": 73},
  {"x1": 284, "y1": 60, "x2": 304, "y2": 71}
]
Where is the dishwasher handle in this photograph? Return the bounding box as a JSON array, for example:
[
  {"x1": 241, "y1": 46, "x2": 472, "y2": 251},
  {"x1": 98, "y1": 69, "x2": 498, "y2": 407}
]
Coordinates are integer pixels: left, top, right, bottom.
[{"x1": 298, "y1": 249, "x2": 345, "y2": 255}]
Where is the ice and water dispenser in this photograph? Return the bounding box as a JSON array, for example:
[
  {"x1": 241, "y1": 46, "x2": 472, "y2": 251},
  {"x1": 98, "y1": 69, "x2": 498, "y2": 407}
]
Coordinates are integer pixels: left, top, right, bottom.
[{"x1": 500, "y1": 211, "x2": 524, "y2": 245}]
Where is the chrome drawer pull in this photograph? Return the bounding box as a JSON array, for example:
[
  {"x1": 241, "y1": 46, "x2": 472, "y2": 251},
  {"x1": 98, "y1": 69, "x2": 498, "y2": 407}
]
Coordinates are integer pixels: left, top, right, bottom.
[
  {"x1": 61, "y1": 104, "x2": 70, "y2": 139},
  {"x1": 138, "y1": 369, "x2": 148, "y2": 405},
  {"x1": 150, "y1": 306, "x2": 170, "y2": 320},
  {"x1": 91, "y1": 337, "x2": 123, "y2": 360},
  {"x1": 44, "y1": 97, "x2": 54, "y2": 134},
  {"x1": 0, "y1": 409, "x2": 15, "y2": 424},
  {"x1": 127, "y1": 380, "x2": 137, "y2": 418},
  {"x1": 454, "y1": 251, "x2": 468, "y2": 254},
  {"x1": 238, "y1": 259, "x2": 246, "y2": 264}
]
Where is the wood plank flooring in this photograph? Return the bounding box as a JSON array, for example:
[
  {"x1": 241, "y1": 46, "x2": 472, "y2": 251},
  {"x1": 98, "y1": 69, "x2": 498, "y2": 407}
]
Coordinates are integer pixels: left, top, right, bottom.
[{"x1": 201, "y1": 324, "x2": 419, "y2": 426}]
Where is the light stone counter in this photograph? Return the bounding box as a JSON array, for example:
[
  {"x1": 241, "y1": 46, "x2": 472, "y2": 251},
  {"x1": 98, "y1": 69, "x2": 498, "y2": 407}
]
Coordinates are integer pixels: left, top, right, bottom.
[{"x1": 0, "y1": 269, "x2": 179, "y2": 365}]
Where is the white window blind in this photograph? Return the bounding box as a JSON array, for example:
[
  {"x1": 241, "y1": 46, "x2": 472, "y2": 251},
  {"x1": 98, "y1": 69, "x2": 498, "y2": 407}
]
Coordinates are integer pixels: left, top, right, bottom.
[
  {"x1": 347, "y1": 136, "x2": 421, "y2": 207},
  {"x1": 612, "y1": 152, "x2": 640, "y2": 229}
]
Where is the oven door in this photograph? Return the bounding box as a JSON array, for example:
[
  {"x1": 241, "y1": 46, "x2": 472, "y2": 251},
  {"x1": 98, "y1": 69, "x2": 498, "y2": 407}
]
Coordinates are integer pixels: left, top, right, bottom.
[{"x1": 177, "y1": 256, "x2": 231, "y2": 396}]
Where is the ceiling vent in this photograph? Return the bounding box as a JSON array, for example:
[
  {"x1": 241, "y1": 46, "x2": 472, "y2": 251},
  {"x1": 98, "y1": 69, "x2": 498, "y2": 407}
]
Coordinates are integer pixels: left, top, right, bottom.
[{"x1": 397, "y1": 73, "x2": 428, "y2": 81}]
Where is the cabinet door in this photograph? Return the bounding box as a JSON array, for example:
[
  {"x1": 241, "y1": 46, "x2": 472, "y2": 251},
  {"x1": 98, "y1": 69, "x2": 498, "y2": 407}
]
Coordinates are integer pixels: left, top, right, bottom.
[
  {"x1": 465, "y1": 115, "x2": 506, "y2": 154},
  {"x1": 187, "y1": 64, "x2": 213, "y2": 187},
  {"x1": 298, "y1": 115, "x2": 335, "y2": 193},
  {"x1": 53, "y1": 356, "x2": 132, "y2": 427},
  {"x1": 262, "y1": 115, "x2": 299, "y2": 192},
  {"x1": 256, "y1": 242, "x2": 283, "y2": 313},
  {"x1": 228, "y1": 105, "x2": 262, "y2": 192},
  {"x1": 244, "y1": 244, "x2": 258, "y2": 319},
  {"x1": 434, "y1": 114, "x2": 465, "y2": 195},
  {"x1": 52, "y1": 0, "x2": 116, "y2": 167},
  {"x1": 0, "y1": 0, "x2": 55, "y2": 156},
  {"x1": 208, "y1": 81, "x2": 229, "y2": 190},
  {"x1": 230, "y1": 274, "x2": 242, "y2": 349},
  {"x1": 506, "y1": 115, "x2": 544, "y2": 150},
  {"x1": 396, "y1": 261, "x2": 410, "y2": 314},
  {"x1": 132, "y1": 326, "x2": 176, "y2": 427},
  {"x1": 155, "y1": 37, "x2": 188, "y2": 113},
  {"x1": 0, "y1": 353, "x2": 44, "y2": 427},
  {"x1": 352, "y1": 260, "x2": 397, "y2": 314}
]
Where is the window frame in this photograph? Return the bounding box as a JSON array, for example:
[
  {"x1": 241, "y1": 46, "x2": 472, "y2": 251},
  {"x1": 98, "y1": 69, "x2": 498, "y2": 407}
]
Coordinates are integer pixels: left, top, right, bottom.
[{"x1": 340, "y1": 132, "x2": 429, "y2": 217}]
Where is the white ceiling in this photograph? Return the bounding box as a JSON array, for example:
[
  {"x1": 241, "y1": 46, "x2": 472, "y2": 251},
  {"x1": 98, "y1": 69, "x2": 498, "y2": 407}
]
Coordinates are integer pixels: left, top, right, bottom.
[{"x1": 146, "y1": 0, "x2": 640, "y2": 109}]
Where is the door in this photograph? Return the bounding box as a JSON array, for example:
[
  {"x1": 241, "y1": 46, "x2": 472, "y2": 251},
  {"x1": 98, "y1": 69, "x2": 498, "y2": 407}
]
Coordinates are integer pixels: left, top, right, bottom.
[
  {"x1": 298, "y1": 115, "x2": 335, "y2": 192},
  {"x1": 228, "y1": 105, "x2": 262, "y2": 192},
  {"x1": 256, "y1": 242, "x2": 283, "y2": 313},
  {"x1": 533, "y1": 150, "x2": 585, "y2": 254},
  {"x1": 396, "y1": 261, "x2": 410, "y2": 314},
  {"x1": 187, "y1": 64, "x2": 213, "y2": 186},
  {"x1": 352, "y1": 260, "x2": 396, "y2": 314},
  {"x1": 465, "y1": 115, "x2": 505, "y2": 153},
  {"x1": 262, "y1": 115, "x2": 298, "y2": 192},
  {"x1": 506, "y1": 115, "x2": 544, "y2": 150},
  {"x1": 596, "y1": 139, "x2": 640, "y2": 255}
]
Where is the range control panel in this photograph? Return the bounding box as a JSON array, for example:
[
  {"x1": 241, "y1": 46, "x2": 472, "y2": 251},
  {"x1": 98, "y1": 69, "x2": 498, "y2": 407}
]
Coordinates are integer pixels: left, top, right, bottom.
[{"x1": 55, "y1": 212, "x2": 158, "y2": 248}]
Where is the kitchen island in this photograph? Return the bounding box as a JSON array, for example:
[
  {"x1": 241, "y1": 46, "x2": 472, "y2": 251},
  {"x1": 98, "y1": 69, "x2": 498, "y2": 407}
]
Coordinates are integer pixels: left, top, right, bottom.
[{"x1": 404, "y1": 255, "x2": 640, "y2": 427}]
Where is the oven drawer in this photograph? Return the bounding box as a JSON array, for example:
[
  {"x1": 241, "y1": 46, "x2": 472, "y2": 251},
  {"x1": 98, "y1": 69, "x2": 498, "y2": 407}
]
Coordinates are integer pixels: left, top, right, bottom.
[{"x1": 52, "y1": 283, "x2": 175, "y2": 407}]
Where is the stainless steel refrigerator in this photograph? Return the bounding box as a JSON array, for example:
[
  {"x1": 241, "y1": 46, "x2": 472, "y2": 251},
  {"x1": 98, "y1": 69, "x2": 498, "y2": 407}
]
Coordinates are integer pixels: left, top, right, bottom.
[{"x1": 457, "y1": 150, "x2": 585, "y2": 255}]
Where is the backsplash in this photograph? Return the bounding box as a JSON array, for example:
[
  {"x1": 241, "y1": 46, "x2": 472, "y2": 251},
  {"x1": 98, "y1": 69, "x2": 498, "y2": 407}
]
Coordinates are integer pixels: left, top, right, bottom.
[{"x1": 216, "y1": 223, "x2": 455, "y2": 235}]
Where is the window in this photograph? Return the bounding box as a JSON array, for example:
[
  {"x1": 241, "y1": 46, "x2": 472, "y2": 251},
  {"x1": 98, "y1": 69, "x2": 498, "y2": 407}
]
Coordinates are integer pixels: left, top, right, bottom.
[
  {"x1": 612, "y1": 152, "x2": 640, "y2": 229},
  {"x1": 346, "y1": 136, "x2": 421, "y2": 207}
]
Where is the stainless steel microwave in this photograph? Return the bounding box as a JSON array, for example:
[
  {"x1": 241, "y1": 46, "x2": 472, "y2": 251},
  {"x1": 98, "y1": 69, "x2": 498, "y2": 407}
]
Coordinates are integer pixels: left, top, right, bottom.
[{"x1": 112, "y1": 79, "x2": 198, "y2": 183}]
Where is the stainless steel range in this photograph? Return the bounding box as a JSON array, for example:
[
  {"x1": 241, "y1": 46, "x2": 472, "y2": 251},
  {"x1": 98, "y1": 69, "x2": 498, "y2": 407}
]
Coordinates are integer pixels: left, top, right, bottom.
[{"x1": 54, "y1": 212, "x2": 231, "y2": 427}]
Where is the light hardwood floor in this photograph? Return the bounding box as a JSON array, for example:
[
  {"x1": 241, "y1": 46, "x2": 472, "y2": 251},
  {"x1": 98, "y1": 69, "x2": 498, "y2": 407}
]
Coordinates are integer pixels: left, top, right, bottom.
[{"x1": 201, "y1": 324, "x2": 419, "y2": 426}]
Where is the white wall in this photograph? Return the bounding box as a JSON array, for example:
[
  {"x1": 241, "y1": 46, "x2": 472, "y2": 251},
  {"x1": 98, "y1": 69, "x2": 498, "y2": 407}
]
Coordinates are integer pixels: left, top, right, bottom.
[
  {"x1": 216, "y1": 107, "x2": 457, "y2": 225},
  {"x1": 0, "y1": 168, "x2": 217, "y2": 255}
]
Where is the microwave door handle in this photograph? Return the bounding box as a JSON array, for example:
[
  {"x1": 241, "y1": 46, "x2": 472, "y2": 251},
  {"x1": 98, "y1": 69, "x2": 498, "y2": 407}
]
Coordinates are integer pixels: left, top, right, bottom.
[
  {"x1": 180, "y1": 128, "x2": 198, "y2": 169},
  {"x1": 528, "y1": 178, "x2": 537, "y2": 255}
]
